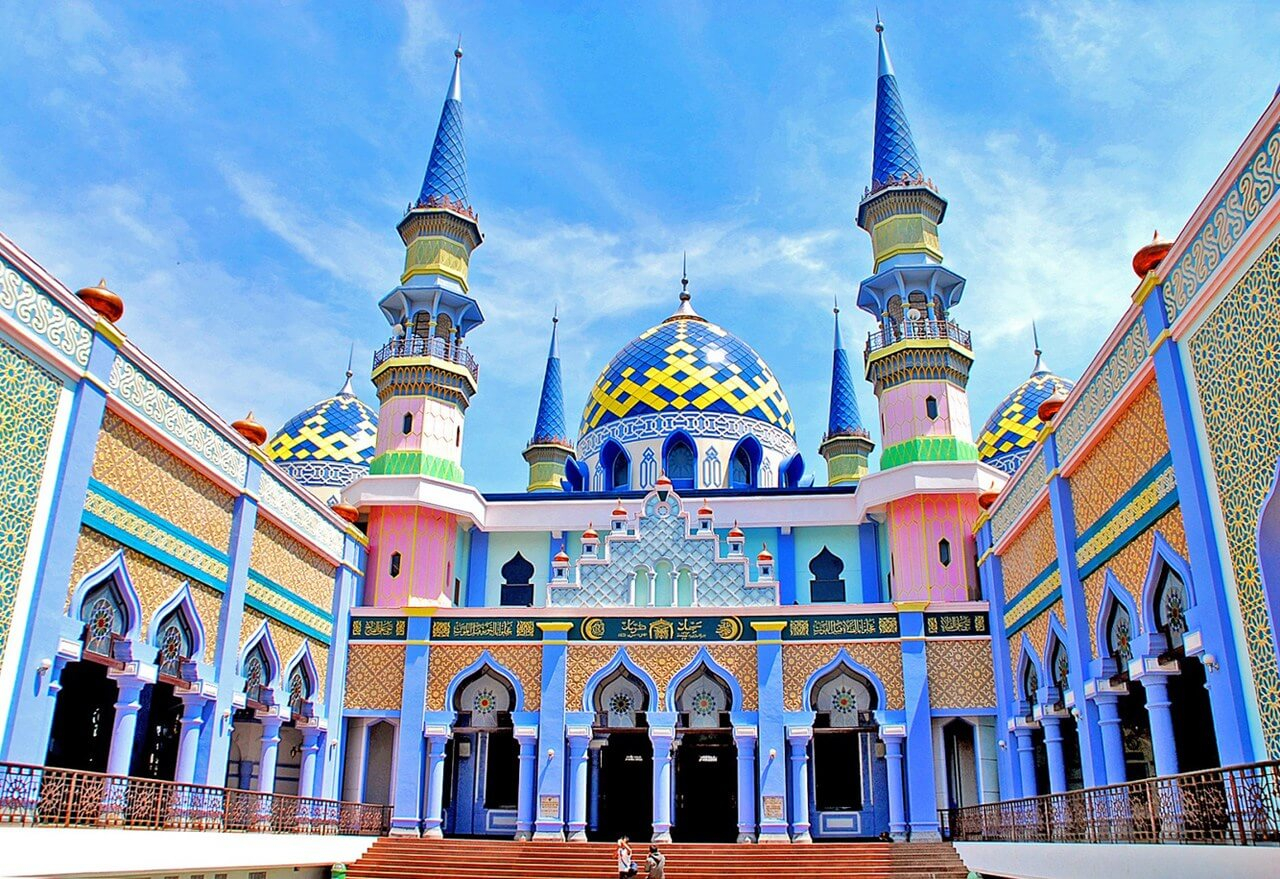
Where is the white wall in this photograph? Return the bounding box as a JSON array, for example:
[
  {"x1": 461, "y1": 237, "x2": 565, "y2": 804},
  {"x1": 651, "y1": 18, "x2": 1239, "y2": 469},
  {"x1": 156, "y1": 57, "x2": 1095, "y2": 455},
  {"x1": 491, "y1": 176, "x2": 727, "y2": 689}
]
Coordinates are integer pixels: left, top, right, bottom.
[
  {"x1": 0, "y1": 828, "x2": 375, "y2": 879},
  {"x1": 955, "y1": 842, "x2": 1280, "y2": 879}
]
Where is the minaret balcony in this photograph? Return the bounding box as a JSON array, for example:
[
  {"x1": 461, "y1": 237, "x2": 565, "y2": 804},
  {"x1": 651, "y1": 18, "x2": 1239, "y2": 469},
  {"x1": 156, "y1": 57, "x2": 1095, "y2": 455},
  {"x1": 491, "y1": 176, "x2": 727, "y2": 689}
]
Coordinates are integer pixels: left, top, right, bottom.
[
  {"x1": 866, "y1": 318, "x2": 971, "y2": 355},
  {"x1": 373, "y1": 334, "x2": 479, "y2": 383}
]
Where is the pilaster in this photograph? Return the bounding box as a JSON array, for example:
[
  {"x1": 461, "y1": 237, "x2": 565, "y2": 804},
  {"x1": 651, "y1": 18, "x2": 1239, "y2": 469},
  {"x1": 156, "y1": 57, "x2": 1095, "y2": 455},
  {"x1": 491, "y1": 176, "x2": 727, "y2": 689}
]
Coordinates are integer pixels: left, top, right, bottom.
[
  {"x1": 882, "y1": 727, "x2": 907, "y2": 838},
  {"x1": 752, "y1": 621, "x2": 789, "y2": 842},
  {"x1": 978, "y1": 520, "x2": 1017, "y2": 797},
  {"x1": 734, "y1": 726, "x2": 758, "y2": 842},
  {"x1": 390, "y1": 614, "x2": 433, "y2": 835},
  {"x1": 649, "y1": 717, "x2": 676, "y2": 843},
  {"x1": 319, "y1": 532, "x2": 364, "y2": 799},
  {"x1": 1039, "y1": 714, "x2": 1068, "y2": 794},
  {"x1": 786, "y1": 726, "x2": 813, "y2": 843},
  {"x1": 533, "y1": 622, "x2": 571, "y2": 839},
  {"x1": 897, "y1": 606, "x2": 939, "y2": 838}
]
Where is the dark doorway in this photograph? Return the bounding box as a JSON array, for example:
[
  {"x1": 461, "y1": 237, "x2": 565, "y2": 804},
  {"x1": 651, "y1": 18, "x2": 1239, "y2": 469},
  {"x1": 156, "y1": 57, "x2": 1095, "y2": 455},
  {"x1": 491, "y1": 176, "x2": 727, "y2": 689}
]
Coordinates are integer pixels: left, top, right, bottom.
[
  {"x1": 673, "y1": 732, "x2": 737, "y2": 842},
  {"x1": 1119, "y1": 682, "x2": 1155, "y2": 780},
  {"x1": 594, "y1": 731, "x2": 653, "y2": 842},
  {"x1": 1059, "y1": 716, "x2": 1084, "y2": 791},
  {"x1": 1169, "y1": 658, "x2": 1220, "y2": 772},
  {"x1": 45, "y1": 661, "x2": 116, "y2": 772},
  {"x1": 1030, "y1": 727, "x2": 1050, "y2": 795},
  {"x1": 130, "y1": 682, "x2": 183, "y2": 780},
  {"x1": 484, "y1": 728, "x2": 520, "y2": 810},
  {"x1": 813, "y1": 730, "x2": 863, "y2": 811},
  {"x1": 942, "y1": 720, "x2": 978, "y2": 809}
]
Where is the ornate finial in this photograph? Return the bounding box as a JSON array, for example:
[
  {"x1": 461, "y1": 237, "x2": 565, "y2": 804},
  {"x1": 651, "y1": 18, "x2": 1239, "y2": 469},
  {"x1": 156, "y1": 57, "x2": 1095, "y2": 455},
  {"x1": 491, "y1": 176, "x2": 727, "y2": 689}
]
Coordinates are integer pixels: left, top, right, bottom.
[
  {"x1": 339, "y1": 345, "x2": 357, "y2": 396},
  {"x1": 76, "y1": 278, "x2": 124, "y2": 323},
  {"x1": 553, "y1": 303, "x2": 559, "y2": 324},
  {"x1": 833, "y1": 295, "x2": 840, "y2": 316},
  {"x1": 232, "y1": 411, "x2": 268, "y2": 446},
  {"x1": 680, "y1": 251, "x2": 690, "y2": 302},
  {"x1": 875, "y1": 10, "x2": 884, "y2": 33},
  {"x1": 455, "y1": 34, "x2": 463, "y2": 59},
  {"x1": 1032, "y1": 321, "x2": 1041, "y2": 357},
  {"x1": 1132, "y1": 230, "x2": 1173, "y2": 278}
]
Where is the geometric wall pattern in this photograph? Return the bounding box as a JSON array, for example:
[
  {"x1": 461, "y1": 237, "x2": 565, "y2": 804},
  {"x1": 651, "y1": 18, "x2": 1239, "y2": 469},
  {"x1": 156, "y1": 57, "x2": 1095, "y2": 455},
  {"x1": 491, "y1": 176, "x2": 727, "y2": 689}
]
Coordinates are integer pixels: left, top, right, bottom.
[
  {"x1": 345, "y1": 643, "x2": 407, "y2": 711},
  {"x1": 564, "y1": 643, "x2": 759, "y2": 711},
  {"x1": 426, "y1": 644, "x2": 543, "y2": 712},
  {"x1": 249, "y1": 518, "x2": 336, "y2": 613},
  {"x1": 1188, "y1": 230, "x2": 1280, "y2": 757},
  {"x1": 926, "y1": 639, "x2": 996, "y2": 708},
  {"x1": 240, "y1": 607, "x2": 328, "y2": 695},
  {"x1": 0, "y1": 341, "x2": 61, "y2": 665},
  {"x1": 781, "y1": 641, "x2": 905, "y2": 710},
  {"x1": 1000, "y1": 505, "x2": 1057, "y2": 605}
]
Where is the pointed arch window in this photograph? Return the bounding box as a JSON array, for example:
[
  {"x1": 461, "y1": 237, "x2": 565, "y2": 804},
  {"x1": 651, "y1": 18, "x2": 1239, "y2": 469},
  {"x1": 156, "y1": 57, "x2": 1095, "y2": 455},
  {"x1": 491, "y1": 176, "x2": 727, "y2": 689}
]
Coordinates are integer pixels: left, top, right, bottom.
[
  {"x1": 925, "y1": 396, "x2": 939, "y2": 420},
  {"x1": 389, "y1": 552, "x2": 401, "y2": 578},
  {"x1": 1021, "y1": 659, "x2": 1039, "y2": 720},
  {"x1": 1106, "y1": 601, "x2": 1134, "y2": 668},
  {"x1": 663, "y1": 433, "x2": 695, "y2": 490},
  {"x1": 80, "y1": 579, "x2": 128, "y2": 658},
  {"x1": 938, "y1": 538, "x2": 952, "y2": 567},
  {"x1": 402, "y1": 412, "x2": 413, "y2": 434},
  {"x1": 155, "y1": 610, "x2": 194, "y2": 678},
  {"x1": 729, "y1": 437, "x2": 761, "y2": 490},
  {"x1": 288, "y1": 665, "x2": 314, "y2": 716},
  {"x1": 500, "y1": 552, "x2": 535, "y2": 607},
  {"x1": 809, "y1": 546, "x2": 847, "y2": 603},
  {"x1": 1154, "y1": 566, "x2": 1189, "y2": 653},
  {"x1": 602, "y1": 440, "x2": 630, "y2": 492},
  {"x1": 243, "y1": 643, "x2": 272, "y2": 706},
  {"x1": 1048, "y1": 640, "x2": 1069, "y2": 709}
]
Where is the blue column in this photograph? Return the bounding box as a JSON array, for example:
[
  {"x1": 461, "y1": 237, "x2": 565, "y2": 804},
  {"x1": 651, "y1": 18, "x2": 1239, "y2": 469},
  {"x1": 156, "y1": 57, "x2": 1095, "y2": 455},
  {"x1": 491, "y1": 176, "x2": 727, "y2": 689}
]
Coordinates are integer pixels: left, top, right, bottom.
[
  {"x1": 1042, "y1": 432, "x2": 1107, "y2": 787},
  {"x1": 1012, "y1": 725, "x2": 1038, "y2": 796},
  {"x1": 858, "y1": 522, "x2": 882, "y2": 603},
  {"x1": 465, "y1": 528, "x2": 489, "y2": 608},
  {"x1": 752, "y1": 621, "x2": 789, "y2": 842},
  {"x1": 787, "y1": 727, "x2": 812, "y2": 842},
  {"x1": 1094, "y1": 695, "x2": 1127, "y2": 784},
  {"x1": 777, "y1": 528, "x2": 796, "y2": 605},
  {"x1": 883, "y1": 730, "x2": 907, "y2": 838},
  {"x1": 105, "y1": 678, "x2": 145, "y2": 775},
  {"x1": 1140, "y1": 676, "x2": 1180, "y2": 777},
  {"x1": 174, "y1": 693, "x2": 208, "y2": 784},
  {"x1": 898, "y1": 607, "x2": 939, "y2": 838},
  {"x1": 1, "y1": 331, "x2": 116, "y2": 763},
  {"x1": 566, "y1": 727, "x2": 591, "y2": 841},
  {"x1": 516, "y1": 726, "x2": 538, "y2": 840},
  {"x1": 977, "y1": 520, "x2": 1018, "y2": 799},
  {"x1": 734, "y1": 728, "x2": 758, "y2": 842},
  {"x1": 319, "y1": 532, "x2": 364, "y2": 799},
  {"x1": 1040, "y1": 715, "x2": 1067, "y2": 794},
  {"x1": 1138, "y1": 282, "x2": 1254, "y2": 764},
  {"x1": 203, "y1": 457, "x2": 262, "y2": 785},
  {"x1": 256, "y1": 714, "x2": 284, "y2": 793},
  {"x1": 390, "y1": 615, "x2": 433, "y2": 835},
  {"x1": 423, "y1": 733, "x2": 450, "y2": 838},
  {"x1": 649, "y1": 719, "x2": 676, "y2": 842},
  {"x1": 534, "y1": 622, "x2": 571, "y2": 839},
  {"x1": 299, "y1": 728, "x2": 322, "y2": 801}
]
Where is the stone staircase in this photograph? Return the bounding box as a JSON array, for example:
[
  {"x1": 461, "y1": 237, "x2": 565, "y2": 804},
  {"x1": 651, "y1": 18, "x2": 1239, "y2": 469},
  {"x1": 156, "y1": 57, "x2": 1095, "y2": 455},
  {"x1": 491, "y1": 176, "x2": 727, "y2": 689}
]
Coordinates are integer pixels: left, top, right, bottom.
[{"x1": 345, "y1": 838, "x2": 972, "y2": 879}]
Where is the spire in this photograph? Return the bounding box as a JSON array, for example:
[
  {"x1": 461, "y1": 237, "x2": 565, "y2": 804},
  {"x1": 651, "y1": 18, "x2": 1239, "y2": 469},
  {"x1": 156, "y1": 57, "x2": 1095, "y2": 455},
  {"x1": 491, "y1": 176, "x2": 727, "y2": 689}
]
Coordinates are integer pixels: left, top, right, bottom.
[
  {"x1": 871, "y1": 16, "x2": 923, "y2": 188},
  {"x1": 826, "y1": 300, "x2": 866, "y2": 437},
  {"x1": 417, "y1": 42, "x2": 469, "y2": 209},
  {"x1": 1030, "y1": 321, "x2": 1050, "y2": 376},
  {"x1": 338, "y1": 343, "x2": 356, "y2": 397},
  {"x1": 667, "y1": 252, "x2": 702, "y2": 321},
  {"x1": 530, "y1": 310, "x2": 569, "y2": 445}
]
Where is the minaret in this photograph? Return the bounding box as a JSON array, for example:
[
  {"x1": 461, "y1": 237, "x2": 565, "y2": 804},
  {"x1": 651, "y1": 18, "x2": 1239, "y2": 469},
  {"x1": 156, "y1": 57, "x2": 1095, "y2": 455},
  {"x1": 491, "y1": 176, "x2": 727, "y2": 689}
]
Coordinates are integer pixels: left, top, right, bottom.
[
  {"x1": 819, "y1": 301, "x2": 874, "y2": 484},
  {"x1": 371, "y1": 41, "x2": 482, "y2": 484},
  {"x1": 855, "y1": 18, "x2": 981, "y2": 604},
  {"x1": 357, "y1": 45, "x2": 482, "y2": 609},
  {"x1": 856, "y1": 17, "x2": 975, "y2": 470},
  {"x1": 524, "y1": 309, "x2": 575, "y2": 492}
]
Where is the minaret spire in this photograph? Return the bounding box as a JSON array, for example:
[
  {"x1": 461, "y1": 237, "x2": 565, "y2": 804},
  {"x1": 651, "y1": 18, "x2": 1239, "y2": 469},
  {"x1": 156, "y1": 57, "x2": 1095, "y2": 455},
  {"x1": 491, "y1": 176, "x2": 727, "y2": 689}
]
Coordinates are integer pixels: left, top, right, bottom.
[
  {"x1": 871, "y1": 16, "x2": 922, "y2": 189},
  {"x1": 1030, "y1": 321, "x2": 1050, "y2": 376},
  {"x1": 417, "y1": 41, "x2": 470, "y2": 210},
  {"x1": 524, "y1": 308, "x2": 576, "y2": 492},
  {"x1": 819, "y1": 298, "x2": 874, "y2": 485},
  {"x1": 338, "y1": 342, "x2": 356, "y2": 396},
  {"x1": 667, "y1": 251, "x2": 703, "y2": 321}
]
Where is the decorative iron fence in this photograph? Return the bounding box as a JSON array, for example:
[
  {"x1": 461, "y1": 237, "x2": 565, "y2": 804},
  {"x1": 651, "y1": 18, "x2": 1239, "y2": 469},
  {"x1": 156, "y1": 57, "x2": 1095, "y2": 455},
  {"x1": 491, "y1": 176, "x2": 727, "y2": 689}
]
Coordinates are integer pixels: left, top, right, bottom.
[
  {"x1": 0, "y1": 762, "x2": 391, "y2": 836},
  {"x1": 941, "y1": 760, "x2": 1280, "y2": 846},
  {"x1": 372, "y1": 334, "x2": 478, "y2": 381},
  {"x1": 866, "y1": 319, "x2": 972, "y2": 354}
]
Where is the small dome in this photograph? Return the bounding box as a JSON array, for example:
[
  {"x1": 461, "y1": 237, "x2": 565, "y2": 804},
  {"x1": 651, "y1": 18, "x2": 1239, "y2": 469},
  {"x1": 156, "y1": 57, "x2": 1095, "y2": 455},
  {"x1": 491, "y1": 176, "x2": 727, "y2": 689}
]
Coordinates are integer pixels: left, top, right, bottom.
[
  {"x1": 698, "y1": 500, "x2": 714, "y2": 516},
  {"x1": 582, "y1": 524, "x2": 599, "y2": 540},
  {"x1": 553, "y1": 546, "x2": 570, "y2": 564},
  {"x1": 266, "y1": 372, "x2": 378, "y2": 502},
  {"x1": 76, "y1": 279, "x2": 124, "y2": 323},
  {"x1": 728, "y1": 521, "x2": 745, "y2": 540},
  {"x1": 977, "y1": 354, "x2": 1074, "y2": 476},
  {"x1": 757, "y1": 544, "x2": 773, "y2": 562},
  {"x1": 612, "y1": 501, "x2": 627, "y2": 518},
  {"x1": 1132, "y1": 230, "x2": 1173, "y2": 278},
  {"x1": 232, "y1": 412, "x2": 268, "y2": 446}
]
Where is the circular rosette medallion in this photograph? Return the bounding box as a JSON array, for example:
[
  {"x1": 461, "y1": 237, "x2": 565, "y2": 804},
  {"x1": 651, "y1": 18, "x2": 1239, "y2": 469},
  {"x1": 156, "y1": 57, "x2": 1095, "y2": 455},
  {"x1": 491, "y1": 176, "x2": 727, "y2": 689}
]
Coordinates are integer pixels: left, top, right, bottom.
[{"x1": 472, "y1": 688, "x2": 497, "y2": 715}]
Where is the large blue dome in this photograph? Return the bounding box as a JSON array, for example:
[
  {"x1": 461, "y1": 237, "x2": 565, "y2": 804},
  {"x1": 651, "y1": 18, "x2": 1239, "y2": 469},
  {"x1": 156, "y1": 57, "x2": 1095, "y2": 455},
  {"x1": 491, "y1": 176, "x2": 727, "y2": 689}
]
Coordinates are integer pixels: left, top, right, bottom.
[
  {"x1": 579, "y1": 311, "x2": 795, "y2": 440},
  {"x1": 977, "y1": 362, "x2": 1074, "y2": 476},
  {"x1": 266, "y1": 376, "x2": 378, "y2": 499}
]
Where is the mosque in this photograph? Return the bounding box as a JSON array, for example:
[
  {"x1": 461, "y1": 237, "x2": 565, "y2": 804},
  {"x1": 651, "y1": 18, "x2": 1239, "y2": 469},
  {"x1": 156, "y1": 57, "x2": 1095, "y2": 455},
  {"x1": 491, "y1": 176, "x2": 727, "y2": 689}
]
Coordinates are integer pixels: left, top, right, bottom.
[{"x1": 0, "y1": 17, "x2": 1278, "y2": 856}]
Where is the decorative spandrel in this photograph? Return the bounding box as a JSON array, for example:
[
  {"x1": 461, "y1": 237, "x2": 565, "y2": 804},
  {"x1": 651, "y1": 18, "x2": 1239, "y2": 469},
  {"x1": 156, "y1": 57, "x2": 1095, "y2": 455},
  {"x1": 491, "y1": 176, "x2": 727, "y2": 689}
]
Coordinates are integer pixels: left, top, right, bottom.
[{"x1": 548, "y1": 487, "x2": 776, "y2": 608}]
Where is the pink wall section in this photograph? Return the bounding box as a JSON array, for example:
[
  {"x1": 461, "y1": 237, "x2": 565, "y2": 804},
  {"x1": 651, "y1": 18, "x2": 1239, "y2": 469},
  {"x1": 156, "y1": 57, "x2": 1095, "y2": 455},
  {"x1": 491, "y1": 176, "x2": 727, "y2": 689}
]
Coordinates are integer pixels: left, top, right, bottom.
[
  {"x1": 886, "y1": 492, "x2": 981, "y2": 602},
  {"x1": 879, "y1": 381, "x2": 974, "y2": 446},
  {"x1": 364, "y1": 506, "x2": 459, "y2": 606},
  {"x1": 376, "y1": 397, "x2": 427, "y2": 455}
]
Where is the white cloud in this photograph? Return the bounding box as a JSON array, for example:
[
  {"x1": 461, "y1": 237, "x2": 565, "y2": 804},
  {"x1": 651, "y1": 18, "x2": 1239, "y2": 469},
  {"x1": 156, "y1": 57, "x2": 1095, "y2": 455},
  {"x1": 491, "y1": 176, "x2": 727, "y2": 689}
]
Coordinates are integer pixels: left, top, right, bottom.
[{"x1": 398, "y1": 0, "x2": 452, "y2": 89}]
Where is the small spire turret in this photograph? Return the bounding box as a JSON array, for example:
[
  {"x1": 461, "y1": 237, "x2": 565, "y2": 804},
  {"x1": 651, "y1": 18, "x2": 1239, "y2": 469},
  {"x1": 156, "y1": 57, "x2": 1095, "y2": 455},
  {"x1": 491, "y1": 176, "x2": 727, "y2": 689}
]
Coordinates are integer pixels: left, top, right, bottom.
[
  {"x1": 524, "y1": 308, "x2": 576, "y2": 492},
  {"x1": 819, "y1": 299, "x2": 874, "y2": 484}
]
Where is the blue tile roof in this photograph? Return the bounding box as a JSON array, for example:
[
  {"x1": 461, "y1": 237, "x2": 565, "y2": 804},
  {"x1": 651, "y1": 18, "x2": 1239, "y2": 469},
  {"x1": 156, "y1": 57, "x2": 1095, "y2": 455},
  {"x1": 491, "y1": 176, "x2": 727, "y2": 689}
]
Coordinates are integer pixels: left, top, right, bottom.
[
  {"x1": 871, "y1": 25, "x2": 923, "y2": 188},
  {"x1": 827, "y1": 311, "x2": 866, "y2": 437},
  {"x1": 531, "y1": 319, "x2": 571, "y2": 446},
  {"x1": 418, "y1": 54, "x2": 469, "y2": 208}
]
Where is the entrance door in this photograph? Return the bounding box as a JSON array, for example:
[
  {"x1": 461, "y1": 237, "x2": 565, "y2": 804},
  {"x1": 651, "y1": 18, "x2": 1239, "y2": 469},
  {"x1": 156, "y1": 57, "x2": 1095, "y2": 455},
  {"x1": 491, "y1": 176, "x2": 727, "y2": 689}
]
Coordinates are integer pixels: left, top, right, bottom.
[
  {"x1": 45, "y1": 661, "x2": 116, "y2": 772},
  {"x1": 595, "y1": 731, "x2": 653, "y2": 842},
  {"x1": 673, "y1": 732, "x2": 737, "y2": 842}
]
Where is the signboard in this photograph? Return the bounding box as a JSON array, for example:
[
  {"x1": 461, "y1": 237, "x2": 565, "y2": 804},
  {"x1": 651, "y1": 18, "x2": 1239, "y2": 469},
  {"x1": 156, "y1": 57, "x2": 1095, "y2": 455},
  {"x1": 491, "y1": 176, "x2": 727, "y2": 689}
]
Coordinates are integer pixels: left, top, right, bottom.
[
  {"x1": 781, "y1": 614, "x2": 899, "y2": 640},
  {"x1": 349, "y1": 617, "x2": 407, "y2": 641},
  {"x1": 924, "y1": 612, "x2": 988, "y2": 637},
  {"x1": 762, "y1": 795, "x2": 785, "y2": 821},
  {"x1": 538, "y1": 795, "x2": 560, "y2": 819}
]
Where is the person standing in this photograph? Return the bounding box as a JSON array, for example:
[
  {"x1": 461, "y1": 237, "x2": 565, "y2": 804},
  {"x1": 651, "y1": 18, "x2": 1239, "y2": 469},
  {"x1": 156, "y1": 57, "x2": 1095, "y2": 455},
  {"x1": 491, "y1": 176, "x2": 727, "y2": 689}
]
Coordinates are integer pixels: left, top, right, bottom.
[
  {"x1": 645, "y1": 844, "x2": 666, "y2": 879},
  {"x1": 616, "y1": 836, "x2": 635, "y2": 879}
]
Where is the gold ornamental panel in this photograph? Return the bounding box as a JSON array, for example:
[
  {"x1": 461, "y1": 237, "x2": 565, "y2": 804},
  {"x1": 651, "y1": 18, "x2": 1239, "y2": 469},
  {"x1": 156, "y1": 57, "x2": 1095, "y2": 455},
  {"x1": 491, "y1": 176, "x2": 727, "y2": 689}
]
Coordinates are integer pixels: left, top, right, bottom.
[
  {"x1": 426, "y1": 644, "x2": 542, "y2": 711},
  {"x1": 345, "y1": 643, "x2": 406, "y2": 710},
  {"x1": 926, "y1": 639, "x2": 996, "y2": 708},
  {"x1": 782, "y1": 642, "x2": 905, "y2": 711}
]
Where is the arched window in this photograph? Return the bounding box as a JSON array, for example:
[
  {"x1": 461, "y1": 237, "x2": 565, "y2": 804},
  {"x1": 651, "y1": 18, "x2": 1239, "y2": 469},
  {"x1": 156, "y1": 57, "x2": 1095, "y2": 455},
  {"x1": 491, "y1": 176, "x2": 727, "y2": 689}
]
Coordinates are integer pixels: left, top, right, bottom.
[
  {"x1": 594, "y1": 666, "x2": 650, "y2": 729},
  {"x1": 809, "y1": 547, "x2": 846, "y2": 603},
  {"x1": 1020, "y1": 658, "x2": 1039, "y2": 718},
  {"x1": 500, "y1": 552, "x2": 535, "y2": 607},
  {"x1": 1048, "y1": 638, "x2": 1069, "y2": 708},
  {"x1": 674, "y1": 665, "x2": 732, "y2": 730},
  {"x1": 402, "y1": 412, "x2": 413, "y2": 434},
  {"x1": 1106, "y1": 601, "x2": 1134, "y2": 667},
  {"x1": 413, "y1": 311, "x2": 432, "y2": 338},
  {"x1": 729, "y1": 437, "x2": 761, "y2": 489},
  {"x1": 243, "y1": 643, "x2": 272, "y2": 704},
  {"x1": 808, "y1": 664, "x2": 877, "y2": 812},
  {"x1": 938, "y1": 538, "x2": 952, "y2": 566},
  {"x1": 79, "y1": 579, "x2": 128, "y2": 658},
  {"x1": 288, "y1": 664, "x2": 314, "y2": 714},
  {"x1": 154, "y1": 610, "x2": 194, "y2": 678},
  {"x1": 434, "y1": 312, "x2": 454, "y2": 341},
  {"x1": 925, "y1": 396, "x2": 939, "y2": 420},
  {"x1": 1154, "y1": 567, "x2": 1189, "y2": 653},
  {"x1": 601, "y1": 440, "x2": 630, "y2": 492},
  {"x1": 389, "y1": 551, "x2": 401, "y2": 577},
  {"x1": 664, "y1": 433, "x2": 695, "y2": 490}
]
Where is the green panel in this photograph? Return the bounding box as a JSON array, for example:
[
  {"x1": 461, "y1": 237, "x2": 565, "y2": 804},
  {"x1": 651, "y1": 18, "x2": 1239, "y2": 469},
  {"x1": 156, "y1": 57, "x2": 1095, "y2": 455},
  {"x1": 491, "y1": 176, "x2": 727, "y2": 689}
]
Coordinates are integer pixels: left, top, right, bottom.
[
  {"x1": 369, "y1": 450, "x2": 464, "y2": 481},
  {"x1": 879, "y1": 436, "x2": 979, "y2": 469}
]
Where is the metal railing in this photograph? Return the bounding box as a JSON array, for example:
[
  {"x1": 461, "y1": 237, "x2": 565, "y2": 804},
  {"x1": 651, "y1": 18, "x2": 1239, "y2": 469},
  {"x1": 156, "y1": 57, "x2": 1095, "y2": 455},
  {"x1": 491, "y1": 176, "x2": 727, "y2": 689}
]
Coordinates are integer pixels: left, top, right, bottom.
[
  {"x1": 866, "y1": 319, "x2": 972, "y2": 354},
  {"x1": 372, "y1": 334, "x2": 479, "y2": 382},
  {"x1": 0, "y1": 762, "x2": 390, "y2": 836},
  {"x1": 941, "y1": 760, "x2": 1280, "y2": 846}
]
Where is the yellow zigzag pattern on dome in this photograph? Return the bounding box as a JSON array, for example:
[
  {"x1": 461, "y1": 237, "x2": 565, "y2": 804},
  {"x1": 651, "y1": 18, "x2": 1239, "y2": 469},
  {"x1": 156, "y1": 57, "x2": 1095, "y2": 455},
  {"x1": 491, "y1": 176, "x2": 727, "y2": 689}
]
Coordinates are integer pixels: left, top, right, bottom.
[
  {"x1": 582, "y1": 320, "x2": 793, "y2": 433},
  {"x1": 265, "y1": 398, "x2": 377, "y2": 464}
]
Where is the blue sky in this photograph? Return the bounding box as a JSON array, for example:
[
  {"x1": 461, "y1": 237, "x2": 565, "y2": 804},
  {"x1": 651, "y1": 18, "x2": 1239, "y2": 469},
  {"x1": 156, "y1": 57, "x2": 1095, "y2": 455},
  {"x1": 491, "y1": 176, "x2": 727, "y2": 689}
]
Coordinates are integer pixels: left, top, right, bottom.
[{"x1": 2, "y1": 1, "x2": 1278, "y2": 491}]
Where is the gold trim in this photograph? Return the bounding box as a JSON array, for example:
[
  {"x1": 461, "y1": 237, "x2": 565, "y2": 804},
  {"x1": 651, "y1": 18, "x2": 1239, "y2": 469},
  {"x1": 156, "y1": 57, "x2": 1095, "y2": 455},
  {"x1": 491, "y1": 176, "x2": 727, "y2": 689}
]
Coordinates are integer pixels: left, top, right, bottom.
[
  {"x1": 94, "y1": 317, "x2": 127, "y2": 348},
  {"x1": 81, "y1": 370, "x2": 111, "y2": 394},
  {"x1": 1131, "y1": 272, "x2": 1160, "y2": 306},
  {"x1": 1044, "y1": 467, "x2": 1060, "y2": 485},
  {"x1": 1148, "y1": 328, "x2": 1172, "y2": 357},
  {"x1": 893, "y1": 600, "x2": 930, "y2": 612}
]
